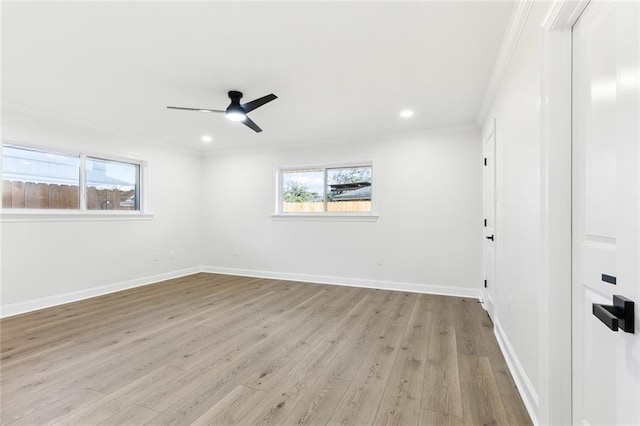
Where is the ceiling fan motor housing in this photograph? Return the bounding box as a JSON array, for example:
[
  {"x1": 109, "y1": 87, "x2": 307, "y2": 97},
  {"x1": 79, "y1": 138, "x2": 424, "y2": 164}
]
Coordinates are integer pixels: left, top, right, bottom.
[
  {"x1": 226, "y1": 90, "x2": 245, "y2": 114},
  {"x1": 228, "y1": 91, "x2": 243, "y2": 103}
]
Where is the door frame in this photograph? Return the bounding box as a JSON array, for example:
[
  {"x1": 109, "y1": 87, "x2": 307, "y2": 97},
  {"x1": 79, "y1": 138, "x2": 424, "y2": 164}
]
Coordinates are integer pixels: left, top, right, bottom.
[
  {"x1": 538, "y1": 1, "x2": 589, "y2": 425},
  {"x1": 483, "y1": 119, "x2": 497, "y2": 320}
]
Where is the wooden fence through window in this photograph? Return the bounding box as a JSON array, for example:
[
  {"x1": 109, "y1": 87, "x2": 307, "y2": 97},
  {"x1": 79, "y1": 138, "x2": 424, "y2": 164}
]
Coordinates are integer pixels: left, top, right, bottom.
[
  {"x1": 283, "y1": 201, "x2": 371, "y2": 213},
  {"x1": 2, "y1": 180, "x2": 135, "y2": 210}
]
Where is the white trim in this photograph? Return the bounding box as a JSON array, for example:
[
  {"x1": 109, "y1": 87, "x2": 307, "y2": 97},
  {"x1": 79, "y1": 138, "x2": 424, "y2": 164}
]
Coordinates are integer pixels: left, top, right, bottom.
[
  {"x1": 494, "y1": 319, "x2": 540, "y2": 426},
  {"x1": 0, "y1": 211, "x2": 154, "y2": 222},
  {"x1": 202, "y1": 266, "x2": 482, "y2": 299},
  {"x1": 270, "y1": 213, "x2": 378, "y2": 222},
  {"x1": 481, "y1": 117, "x2": 496, "y2": 145},
  {"x1": 202, "y1": 124, "x2": 480, "y2": 157},
  {"x1": 79, "y1": 152, "x2": 87, "y2": 210},
  {"x1": 542, "y1": 0, "x2": 590, "y2": 31},
  {"x1": 0, "y1": 267, "x2": 202, "y2": 318},
  {"x1": 481, "y1": 294, "x2": 494, "y2": 317},
  {"x1": 483, "y1": 118, "x2": 497, "y2": 320},
  {"x1": 477, "y1": 0, "x2": 535, "y2": 125},
  {"x1": 2, "y1": 101, "x2": 202, "y2": 156},
  {"x1": 1, "y1": 266, "x2": 483, "y2": 318},
  {"x1": 277, "y1": 160, "x2": 374, "y2": 173},
  {"x1": 538, "y1": 1, "x2": 586, "y2": 425}
]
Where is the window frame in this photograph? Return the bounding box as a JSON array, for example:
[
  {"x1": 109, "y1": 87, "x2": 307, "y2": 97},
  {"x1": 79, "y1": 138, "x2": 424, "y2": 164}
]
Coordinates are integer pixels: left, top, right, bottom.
[
  {"x1": 1, "y1": 143, "x2": 151, "y2": 221},
  {"x1": 273, "y1": 161, "x2": 378, "y2": 221}
]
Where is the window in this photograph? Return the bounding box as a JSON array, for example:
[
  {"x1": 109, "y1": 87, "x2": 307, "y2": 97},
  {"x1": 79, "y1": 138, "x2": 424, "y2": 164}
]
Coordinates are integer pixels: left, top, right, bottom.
[
  {"x1": 281, "y1": 168, "x2": 325, "y2": 213},
  {"x1": 2, "y1": 146, "x2": 80, "y2": 209},
  {"x1": 277, "y1": 164, "x2": 373, "y2": 214},
  {"x1": 85, "y1": 157, "x2": 139, "y2": 211},
  {"x1": 2, "y1": 144, "x2": 143, "y2": 212}
]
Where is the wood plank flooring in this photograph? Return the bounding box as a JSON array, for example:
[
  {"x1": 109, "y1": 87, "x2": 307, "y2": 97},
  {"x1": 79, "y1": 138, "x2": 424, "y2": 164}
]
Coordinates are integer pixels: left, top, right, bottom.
[{"x1": 0, "y1": 273, "x2": 531, "y2": 425}]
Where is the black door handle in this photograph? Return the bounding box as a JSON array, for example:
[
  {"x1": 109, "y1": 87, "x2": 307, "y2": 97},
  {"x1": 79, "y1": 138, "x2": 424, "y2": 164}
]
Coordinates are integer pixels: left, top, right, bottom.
[
  {"x1": 486, "y1": 235, "x2": 494, "y2": 241},
  {"x1": 593, "y1": 295, "x2": 635, "y2": 333}
]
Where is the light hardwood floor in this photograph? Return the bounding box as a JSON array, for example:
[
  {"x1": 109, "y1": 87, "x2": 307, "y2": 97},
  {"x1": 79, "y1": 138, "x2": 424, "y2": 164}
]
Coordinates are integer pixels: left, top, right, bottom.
[{"x1": 0, "y1": 273, "x2": 531, "y2": 425}]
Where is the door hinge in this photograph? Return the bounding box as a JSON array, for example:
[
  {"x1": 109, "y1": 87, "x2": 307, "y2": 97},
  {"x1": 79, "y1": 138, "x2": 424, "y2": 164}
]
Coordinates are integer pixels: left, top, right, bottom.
[
  {"x1": 484, "y1": 279, "x2": 487, "y2": 288},
  {"x1": 484, "y1": 218, "x2": 487, "y2": 227},
  {"x1": 484, "y1": 158, "x2": 487, "y2": 166}
]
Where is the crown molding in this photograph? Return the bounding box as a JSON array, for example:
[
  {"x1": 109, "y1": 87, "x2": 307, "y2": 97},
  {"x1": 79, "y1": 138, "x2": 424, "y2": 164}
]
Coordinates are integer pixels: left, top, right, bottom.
[
  {"x1": 2, "y1": 101, "x2": 202, "y2": 157},
  {"x1": 201, "y1": 123, "x2": 480, "y2": 157},
  {"x1": 476, "y1": 0, "x2": 535, "y2": 125},
  {"x1": 542, "y1": 0, "x2": 589, "y2": 31}
]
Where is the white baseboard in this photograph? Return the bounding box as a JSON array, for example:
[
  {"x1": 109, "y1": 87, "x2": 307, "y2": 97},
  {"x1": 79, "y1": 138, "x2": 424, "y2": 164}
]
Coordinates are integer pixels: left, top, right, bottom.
[
  {"x1": 1, "y1": 266, "x2": 482, "y2": 318},
  {"x1": 0, "y1": 267, "x2": 203, "y2": 318},
  {"x1": 202, "y1": 266, "x2": 482, "y2": 299},
  {"x1": 481, "y1": 292, "x2": 495, "y2": 320},
  {"x1": 494, "y1": 319, "x2": 539, "y2": 425}
]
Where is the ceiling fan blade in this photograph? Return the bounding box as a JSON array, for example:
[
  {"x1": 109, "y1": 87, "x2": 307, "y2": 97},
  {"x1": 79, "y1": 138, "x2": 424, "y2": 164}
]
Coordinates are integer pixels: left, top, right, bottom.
[
  {"x1": 242, "y1": 116, "x2": 263, "y2": 133},
  {"x1": 166, "y1": 106, "x2": 225, "y2": 113},
  {"x1": 242, "y1": 94, "x2": 277, "y2": 113}
]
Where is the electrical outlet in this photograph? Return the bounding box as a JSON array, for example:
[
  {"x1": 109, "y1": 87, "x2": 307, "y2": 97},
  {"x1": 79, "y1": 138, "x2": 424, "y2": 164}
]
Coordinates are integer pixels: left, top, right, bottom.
[
  {"x1": 169, "y1": 250, "x2": 175, "y2": 259},
  {"x1": 377, "y1": 255, "x2": 384, "y2": 265},
  {"x1": 233, "y1": 248, "x2": 240, "y2": 257},
  {"x1": 151, "y1": 250, "x2": 160, "y2": 262}
]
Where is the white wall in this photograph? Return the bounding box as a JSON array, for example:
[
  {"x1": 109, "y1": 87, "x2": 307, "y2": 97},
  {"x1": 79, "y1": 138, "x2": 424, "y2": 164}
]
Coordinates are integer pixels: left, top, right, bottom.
[
  {"x1": 201, "y1": 128, "x2": 483, "y2": 296},
  {"x1": 481, "y1": 2, "x2": 552, "y2": 421},
  {"x1": 0, "y1": 110, "x2": 203, "y2": 315},
  {"x1": 1, "y1": 119, "x2": 483, "y2": 314}
]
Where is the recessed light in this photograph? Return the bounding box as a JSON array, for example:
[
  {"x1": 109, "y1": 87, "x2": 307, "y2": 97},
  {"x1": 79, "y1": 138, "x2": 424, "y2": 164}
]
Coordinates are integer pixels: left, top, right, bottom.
[
  {"x1": 201, "y1": 135, "x2": 213, "y2": 143},
  {"x1": 400, "y1": 109, "x2": 414, "y2": 119},
  {"x1": 199, "y1": 109, "x2": 211, "y2": 113}
]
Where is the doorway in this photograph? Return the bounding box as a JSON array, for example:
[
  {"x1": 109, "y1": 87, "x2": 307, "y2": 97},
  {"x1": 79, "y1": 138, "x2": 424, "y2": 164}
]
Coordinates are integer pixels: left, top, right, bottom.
[{"x1": 484, "y1": 121, "x2": 497, "y2": 319}]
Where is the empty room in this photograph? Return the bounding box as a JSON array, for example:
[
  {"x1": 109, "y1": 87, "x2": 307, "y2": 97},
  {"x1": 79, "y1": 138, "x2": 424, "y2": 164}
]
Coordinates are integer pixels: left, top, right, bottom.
[{"x1": 1, "y1": 1, "x2": 638, "y2": 425}]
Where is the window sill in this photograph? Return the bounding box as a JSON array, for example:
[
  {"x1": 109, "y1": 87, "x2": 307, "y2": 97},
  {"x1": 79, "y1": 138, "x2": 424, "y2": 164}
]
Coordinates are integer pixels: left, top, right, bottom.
[
  {"x1": 271, "y1": 213, "x2": 379, "y2": 222},
  {"x1": 0, "y1": 210, "x2": 154, "y2": 223}
]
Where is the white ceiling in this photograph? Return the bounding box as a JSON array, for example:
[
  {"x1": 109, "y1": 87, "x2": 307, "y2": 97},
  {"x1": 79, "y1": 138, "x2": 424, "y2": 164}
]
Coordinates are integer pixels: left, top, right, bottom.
[{"x1": 2, "y1": 1, "x2": 514, "y2": 152}]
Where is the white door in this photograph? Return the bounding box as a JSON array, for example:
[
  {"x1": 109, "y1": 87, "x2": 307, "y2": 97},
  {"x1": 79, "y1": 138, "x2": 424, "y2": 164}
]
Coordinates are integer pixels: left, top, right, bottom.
[
  {"x1": 484, "y1": 122, "x2": 497, "y2": 319},
  {"x1": 572, "y1": 1, "x2": 640, "y2": 424}
]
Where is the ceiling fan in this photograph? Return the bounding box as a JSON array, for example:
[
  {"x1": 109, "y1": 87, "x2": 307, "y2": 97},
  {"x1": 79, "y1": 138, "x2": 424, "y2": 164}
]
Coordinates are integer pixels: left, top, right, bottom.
[{"x1": 167, "y1": 91, "x2": 277, "y2": 133}]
